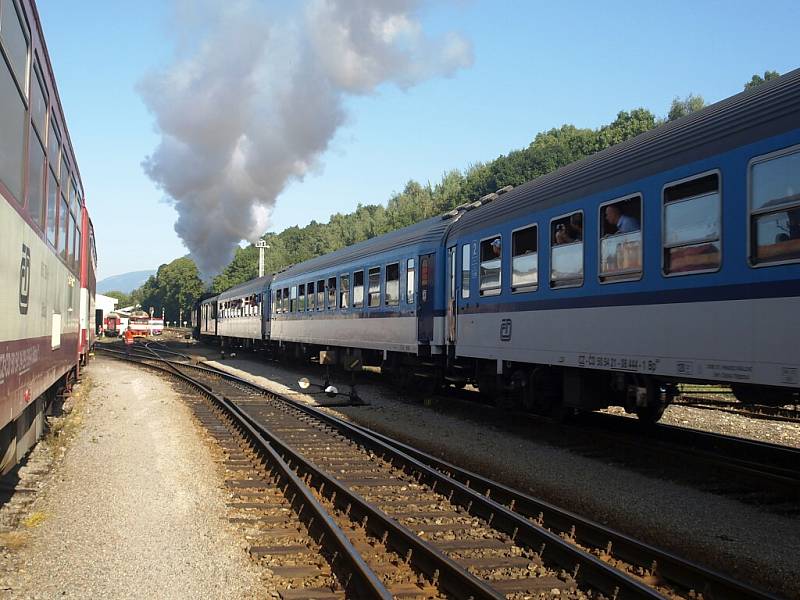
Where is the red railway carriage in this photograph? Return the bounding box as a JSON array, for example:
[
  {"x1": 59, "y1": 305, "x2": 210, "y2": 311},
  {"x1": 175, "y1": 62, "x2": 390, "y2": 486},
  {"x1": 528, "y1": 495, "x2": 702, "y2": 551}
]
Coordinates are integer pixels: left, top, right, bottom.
[{"x1": 0, "y1": 0, "x2": 94, "y2": 472}]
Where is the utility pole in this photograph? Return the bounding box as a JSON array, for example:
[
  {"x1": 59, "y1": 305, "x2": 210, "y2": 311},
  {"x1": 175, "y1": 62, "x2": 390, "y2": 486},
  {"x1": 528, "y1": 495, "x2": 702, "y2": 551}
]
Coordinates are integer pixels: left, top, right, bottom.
[{"x1": 256, "y1": 239, "x2": 270, "y2": 277}]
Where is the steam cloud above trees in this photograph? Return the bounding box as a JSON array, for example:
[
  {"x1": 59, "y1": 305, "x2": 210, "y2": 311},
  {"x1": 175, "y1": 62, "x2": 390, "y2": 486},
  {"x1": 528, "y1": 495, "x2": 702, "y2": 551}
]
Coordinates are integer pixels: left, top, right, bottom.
[{"x1": 139, "y1": 0, "x2": 473, "y2": 275}]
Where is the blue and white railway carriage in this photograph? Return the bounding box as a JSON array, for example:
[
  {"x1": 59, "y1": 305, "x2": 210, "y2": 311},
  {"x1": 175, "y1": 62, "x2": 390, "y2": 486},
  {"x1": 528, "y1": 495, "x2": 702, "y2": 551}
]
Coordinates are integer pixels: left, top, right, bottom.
[
  {"x1": 446, "y1": 70, "x2": 800, "y2": 418},
  {"x1": 269, "y1": 217, "x2": 449, "y2": 365},
  {"x1": 216, "y1": 275, "x2": 271, "y2": 348}
]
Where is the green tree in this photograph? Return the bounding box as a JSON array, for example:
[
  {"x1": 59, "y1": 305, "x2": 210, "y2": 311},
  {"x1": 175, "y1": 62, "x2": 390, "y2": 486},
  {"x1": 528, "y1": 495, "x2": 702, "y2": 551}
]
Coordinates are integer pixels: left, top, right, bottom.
[
  {"x1": 135, "y1": 257, "x2": 205, "y2": 323},
  {"x1": 744, "y1": 70, "x2": 780, "y2": 90},
  {"x1": 667, "y1": 94, "x2": 706, "y2": 121}
]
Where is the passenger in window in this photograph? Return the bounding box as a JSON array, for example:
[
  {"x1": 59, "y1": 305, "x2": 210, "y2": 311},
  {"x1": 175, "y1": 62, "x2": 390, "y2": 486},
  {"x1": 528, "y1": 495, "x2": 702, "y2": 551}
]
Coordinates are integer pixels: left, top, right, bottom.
[
  {"x1": 555, "y1": 215, "x2": 582, "y2": 244},
  {"x1": 604, "y1": 204, "x2": 640, "y2": 235},
  {"x1": 491, "y1": 238, "x2": 501, "y2": 257}
]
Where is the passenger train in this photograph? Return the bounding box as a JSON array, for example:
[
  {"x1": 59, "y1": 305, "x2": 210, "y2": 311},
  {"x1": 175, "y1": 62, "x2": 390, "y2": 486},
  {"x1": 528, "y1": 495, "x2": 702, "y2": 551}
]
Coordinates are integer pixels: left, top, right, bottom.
[
  {"x1": 195, "y1": 69, "x2": 800, "y2": 422},
  {"x1": 0, "y1": 0, "x2": 96, "y2": 472}
]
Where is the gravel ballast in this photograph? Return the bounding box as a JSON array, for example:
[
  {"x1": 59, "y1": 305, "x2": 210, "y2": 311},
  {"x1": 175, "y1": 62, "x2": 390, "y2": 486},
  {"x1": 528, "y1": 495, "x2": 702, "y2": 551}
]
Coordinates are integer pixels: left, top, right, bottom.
[
  {"x1": 1, "y1": 357, "x2": 264, "y2": 599},
  {"x1": 202, "y1": 352, "x2": 800, "y2": 598}
]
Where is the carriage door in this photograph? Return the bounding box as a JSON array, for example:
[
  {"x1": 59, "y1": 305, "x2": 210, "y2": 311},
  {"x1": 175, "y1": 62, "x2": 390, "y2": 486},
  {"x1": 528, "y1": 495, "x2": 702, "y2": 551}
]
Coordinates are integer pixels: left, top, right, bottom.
[
  {"x1": 417, "y1": 253, "x2": 435, "y2": 344},
  {"x1": 446, "y1": 246, "x2": 457, "y2": 345}
]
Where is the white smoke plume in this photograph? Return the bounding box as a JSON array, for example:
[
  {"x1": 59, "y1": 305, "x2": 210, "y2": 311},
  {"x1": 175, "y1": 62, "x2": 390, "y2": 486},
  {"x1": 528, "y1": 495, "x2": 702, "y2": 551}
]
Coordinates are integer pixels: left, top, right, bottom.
[{"x1": 139, "y1": 0, "x2": 473, "y2": 275}]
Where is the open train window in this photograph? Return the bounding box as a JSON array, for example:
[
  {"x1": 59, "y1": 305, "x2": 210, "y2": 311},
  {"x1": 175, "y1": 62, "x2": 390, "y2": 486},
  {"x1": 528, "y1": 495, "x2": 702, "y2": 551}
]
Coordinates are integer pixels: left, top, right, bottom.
[
  {"x1": 316, "y1": 279, "x2": 324, "y2": 309},
  {"x1": 58, "y1": 196, "x2": 68, "y2": 259},
  {"x1": 479, "y1": 236, "x2": 502, "y2": 296},
  {"x1": 461, "y1": 245, "x2": 470, "y2": 299},
  {"x1": 27, "y1": 129, "x2": 45, "y2": 228},
  {"x1": 307, "y1": 282, "x2": 315, "y2": 311},
  {"x1": 327, "y1": 277, "x2": 336, "y2": 309},
  {"x1": 384, "y1": 263, "x2": 399, "y2": 306},
  {"x1": 340, "y1": 274, "x2": 350, "y2": 309},
  {"x1": 512, "y1": 225, "x2": 538, "y2": 292},
  {"x1": 368, "y1": 266, "x2": 381, "y2": 308},
  {"x1": 406, "y1": 259, "x2": 415, "y2": 304},
  {"x1": 353, "y1": 271, "x2": 364, "y2": 308},
  {"x1": 600, "y1": 195, "x2": 642, "y2": 282},
  {"x1": 663, "y1": 172, "x2": 720, "y2": 275},
  {"x1": 750, "y1": 147, "x2": 800, "y2": 265},
  {"x1": 550, "y1": 212, "x2": 583, "y2": 288},
  {"x1": 298, "y1": 283, "x2": 306, "y2": 311}
]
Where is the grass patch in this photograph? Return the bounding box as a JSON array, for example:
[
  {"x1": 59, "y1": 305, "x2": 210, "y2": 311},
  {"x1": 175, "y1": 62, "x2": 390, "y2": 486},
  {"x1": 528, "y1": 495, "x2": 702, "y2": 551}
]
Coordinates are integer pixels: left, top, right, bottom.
[
  {"x1": 21, "y1": 512, "x2": 48, "y2": 528},
  {"x1": 0, "y1": 531, "x2": 28, "y2": 549}
]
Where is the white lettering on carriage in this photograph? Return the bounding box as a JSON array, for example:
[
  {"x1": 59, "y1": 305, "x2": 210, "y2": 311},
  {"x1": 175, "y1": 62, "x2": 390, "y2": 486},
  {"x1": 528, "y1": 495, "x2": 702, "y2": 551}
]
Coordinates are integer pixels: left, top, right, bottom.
[{"x1": 0, "y1": 346, "x2": 40, "y2": 384}]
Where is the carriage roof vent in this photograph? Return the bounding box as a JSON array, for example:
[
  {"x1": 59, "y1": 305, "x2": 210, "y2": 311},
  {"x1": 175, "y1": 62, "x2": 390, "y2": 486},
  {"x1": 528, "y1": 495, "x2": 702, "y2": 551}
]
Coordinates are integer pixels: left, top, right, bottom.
[
  {"x1": 441, "y1": 208, "x2": 460, "y2": 220},
  {"x1": 496, "y1": 185, "x2": 513, "y2": 195},
  {"x1": 479, "y1": 192, "x2": 499, "y2": 204}
]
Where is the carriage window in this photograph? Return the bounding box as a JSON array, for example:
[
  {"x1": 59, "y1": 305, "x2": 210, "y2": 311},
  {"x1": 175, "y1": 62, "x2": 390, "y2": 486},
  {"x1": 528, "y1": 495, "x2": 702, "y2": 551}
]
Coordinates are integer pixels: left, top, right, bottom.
[
  {"x1": 289, "y1": 286, "x2": 296, "y2": 312},
  {"x1": 46, "y1": 168, "x2": 57, "y2": 245},
  {"x1": 61, "y1": 157, "x2": 69, "y2": 192},
  {"x1": 31, "y1": 61, "x2": 47, "y2": 138},
  {"x1": 600, "y1": 196, "x2": 642, "y2": 281},
  {"x1": 406, "y1": 259, "x2": 415, "y2": 304},
  {"x1": 27, "y1": 131, "x2": 45, "y2": 228},
  {"x1": 73, "y1": 225, "x2": 81, "y2": 270},
  {"x1": 307, "y1": 282, "x2": 315, "y2": 310},
  {"x1": 0, "y1": 46, "x2": 25, "y2": 202},
  {"x1": 1, "y1": 0, "x2": 29, "y2": 92},
  {"x1": 316, "y1": 279, "x2": 324, "y2": 309},
  {"x1": 368, "y1": 266, "x2": 381, "y2": 308},
  {"x1": 353, "y1": 271, "x2": 364, "y2": 308},
  {"x1": 385, "y1": 263, "x2": 399, "y2": 306},
  {"x1": 298, "y1": 283, "x2": 306, "y2": 311},
  {"x1": 327, "y1": 277, "x2": 336, "y2": 309},
  {"x1": 663, "y1": 173, "x2": 720, "y2": 274},
  {"x1": 461, "y1": 245, "x2": 470, "y2": 299},
  {"x1": 58, "y1": 196, "x2": 68, "y2": 258},
  {"x1": 479, "y1": 236, "x2": 502, "y2": 296},
  {"x1": 750, "y1": 149, "x2": 800, "y2": 264},
  {"x1": 550, "y1": 212, "x2": 583, "y2": 288},
  {"x1": 274, "y1": 289, "x2": 281, "y2": 313},
  {"x1": 48, "y1": 118, "x2": 60, "y2": 165},
  {"x1": 340, "y1": 274, "x2": 350, "y2": 309},
  {"x1": 512, "y1": 225, "x2": 538, "y2": 291}
]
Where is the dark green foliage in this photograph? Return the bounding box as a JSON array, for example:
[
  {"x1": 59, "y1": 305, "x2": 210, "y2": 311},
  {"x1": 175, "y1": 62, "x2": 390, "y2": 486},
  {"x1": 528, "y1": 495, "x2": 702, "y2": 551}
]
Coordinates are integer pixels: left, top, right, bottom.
[
  {"x1": 103, "y1": 290, "x2": 134, "y2": 309},
  {"x1": 136, "y1": 257, "x2": 205, "y2": 323},
  {"x1": 744, "y1": 70, "x2": 780, "y2": 90},
  {"x1": 667, "y1": 94, "x2": 706, "y2": 121}
]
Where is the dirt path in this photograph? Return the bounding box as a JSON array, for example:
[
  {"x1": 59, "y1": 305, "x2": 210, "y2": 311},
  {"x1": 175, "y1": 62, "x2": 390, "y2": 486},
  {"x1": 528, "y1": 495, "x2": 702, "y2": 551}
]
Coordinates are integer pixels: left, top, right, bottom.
[{"x1": 1, "y1": 357, "x2": 265, "y2": 599}]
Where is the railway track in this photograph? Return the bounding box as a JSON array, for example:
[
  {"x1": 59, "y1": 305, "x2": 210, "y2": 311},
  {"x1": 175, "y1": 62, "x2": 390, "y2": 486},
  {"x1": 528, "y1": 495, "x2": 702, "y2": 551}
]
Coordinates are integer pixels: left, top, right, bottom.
[
  {"x1": 96, "y1": 344, "x2": 780, "y2": 599},
  {"x1": 675, "y1": 396, "x2": 800, "y2": 424}
]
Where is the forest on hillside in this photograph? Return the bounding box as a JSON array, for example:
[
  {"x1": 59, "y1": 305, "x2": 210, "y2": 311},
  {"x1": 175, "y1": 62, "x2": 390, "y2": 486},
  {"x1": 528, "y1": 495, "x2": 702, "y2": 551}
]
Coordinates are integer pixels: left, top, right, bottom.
[{"x1": 110, "y1": 71, "x2": 779, "y2": 323}]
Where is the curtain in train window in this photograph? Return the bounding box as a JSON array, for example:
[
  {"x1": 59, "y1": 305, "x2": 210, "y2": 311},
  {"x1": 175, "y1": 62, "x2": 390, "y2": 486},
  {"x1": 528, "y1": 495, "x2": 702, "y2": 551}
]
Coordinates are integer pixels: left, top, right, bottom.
[
  {"x1": 479, "y1": 237, "x2": 502, "y2": 295},
  {"x1": 406, "y1": 259, "x2": 415, "y2": 304},
  {"x1": 352, "y1": 271, "x2": 363, "y2": 308},
  {"x1": 316, "y1": 279, "x2": 324, "y2": 309},
  {"x1": 663, "y1": 174, "x2": 720, "y2": 274},
  {"x1": 340, "y1": 274, "x2": 350, "y2": 309},
  {"x1": 750, "y1": 150, "x2": 800, "y2": 264},
  {"x1": 307, "y1": 282, "x2": 315, "y2": 310},
  {"x1": 327, "y1": 277, "x2": 336, "y2": 309},
  {"x1": 512, "y1": 226, "x2": 538, "y2": 291},
  {"x1": 368, "y1": 267, "x2": 381, "y2": 307},
  {"x1": 385, "y1": 263, "x2": 399, "y2": 306}
]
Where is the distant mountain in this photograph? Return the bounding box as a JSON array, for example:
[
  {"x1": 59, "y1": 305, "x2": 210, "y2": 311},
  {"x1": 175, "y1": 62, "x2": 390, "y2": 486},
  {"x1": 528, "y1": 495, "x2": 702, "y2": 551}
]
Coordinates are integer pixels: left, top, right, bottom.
[{"x1": 97, "y1": 270, "x2": 155, "y2": 294}]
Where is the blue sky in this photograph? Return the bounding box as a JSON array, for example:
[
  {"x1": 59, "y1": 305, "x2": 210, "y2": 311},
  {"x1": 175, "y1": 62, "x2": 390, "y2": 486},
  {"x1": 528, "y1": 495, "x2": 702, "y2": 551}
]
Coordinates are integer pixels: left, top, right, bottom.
[{"x1": 37, "y1": 0, "x2": 799, "y2": 280}]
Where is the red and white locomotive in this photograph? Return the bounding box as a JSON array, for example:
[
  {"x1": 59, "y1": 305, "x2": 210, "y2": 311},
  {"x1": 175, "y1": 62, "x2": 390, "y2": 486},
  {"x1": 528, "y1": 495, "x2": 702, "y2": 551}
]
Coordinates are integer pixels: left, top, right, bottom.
[{"x1": 0, "y1": 0, "x2": 96, "y2": 472}]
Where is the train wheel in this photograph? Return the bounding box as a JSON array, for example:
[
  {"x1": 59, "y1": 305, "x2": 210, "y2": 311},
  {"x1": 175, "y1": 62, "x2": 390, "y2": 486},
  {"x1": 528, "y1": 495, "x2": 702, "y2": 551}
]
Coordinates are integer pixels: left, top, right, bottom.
[
  {"x1": 634, "y1": 380, "x2": 669, "y2": 423},
  {"x1": 523, "y1": 367, "x2": 563, "y2": 418}
]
